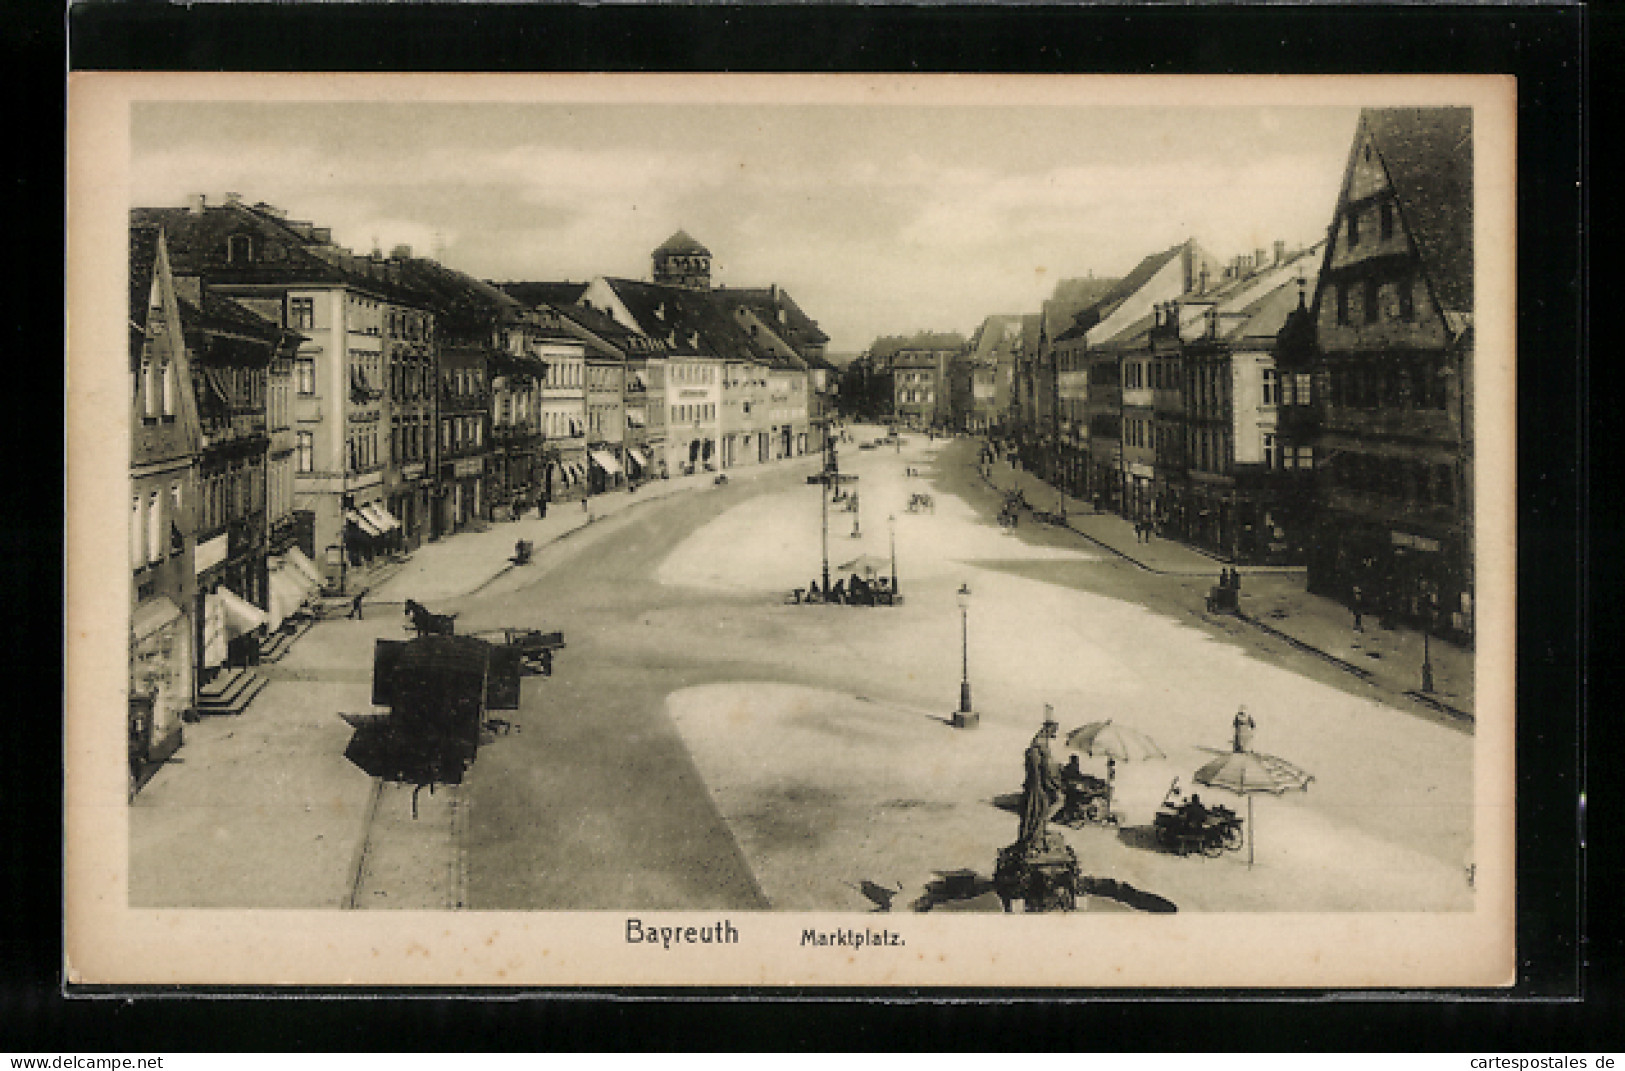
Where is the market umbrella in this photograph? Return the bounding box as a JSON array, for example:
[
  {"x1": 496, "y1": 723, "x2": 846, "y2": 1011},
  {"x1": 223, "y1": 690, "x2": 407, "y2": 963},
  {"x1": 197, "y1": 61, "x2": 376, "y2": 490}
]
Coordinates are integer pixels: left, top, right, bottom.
[
  {"x1": 836, "y1": 554, "x2": 892, "y2": 580},
  {"x1": 1064, "y1": 720, "x2": 1166, "y2": 762},
  {"x1": 1193, "y1": 749, "x2": 1314, "y2": 868}
]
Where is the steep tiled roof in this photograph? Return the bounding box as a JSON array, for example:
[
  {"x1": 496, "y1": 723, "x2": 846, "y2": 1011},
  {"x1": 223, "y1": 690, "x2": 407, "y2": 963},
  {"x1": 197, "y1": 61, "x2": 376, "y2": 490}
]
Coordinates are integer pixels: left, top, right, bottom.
[
  {"x1": 391, "y1": 257, "x2": 522, "y2": 332},
  {"x1": 654, "y1": 229, "x2": 711, "y2": 257},
  {"x1": 600, "y1": 277, "x2": 775, "y2": 362},
  {"x1": 969, "y1": 315, "x2": 1024, "y2": 360},
  {"x1": 1361, "y1": 107, "x2": 1473, "y2": 314},
  {"x1": 129, "y1": 224, "x2": 161, "y2": 337},
  {"x1": 497, "y1": 281, "x2": 591, "y2": 308},
  {"x1": 712, "y1": 286, "x2": 832, "y2": 348},
  {"x1": 131, "y1": 203, "x2": 402, "y2": 298},
  {"x1": 1043, "y1": 277, "x2": 1120, "y2": 339}
]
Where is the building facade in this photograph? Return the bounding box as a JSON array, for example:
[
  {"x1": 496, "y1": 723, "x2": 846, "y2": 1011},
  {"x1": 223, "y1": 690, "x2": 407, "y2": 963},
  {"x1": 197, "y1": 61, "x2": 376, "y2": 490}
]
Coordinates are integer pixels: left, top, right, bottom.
[
  {"x1": 129, "y1": 226, "x2": 200, "y2": 791},
  {"x1": 1294, "y1": 107, "x2": 1475, "y2": 640}
]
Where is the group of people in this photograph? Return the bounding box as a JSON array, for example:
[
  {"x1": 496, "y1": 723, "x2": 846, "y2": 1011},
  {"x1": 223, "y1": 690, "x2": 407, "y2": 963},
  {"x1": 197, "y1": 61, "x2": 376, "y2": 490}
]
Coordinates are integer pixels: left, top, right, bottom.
[
  {"x1": 1217, "y1": 567, "x2": 1244, "y2": 593},
  {"x1": 1014, "y1": 705, "x2": 1260, "y2": 852},
  {"x1": 803, "y1": 573, "x2": 894, "y2": 606}
]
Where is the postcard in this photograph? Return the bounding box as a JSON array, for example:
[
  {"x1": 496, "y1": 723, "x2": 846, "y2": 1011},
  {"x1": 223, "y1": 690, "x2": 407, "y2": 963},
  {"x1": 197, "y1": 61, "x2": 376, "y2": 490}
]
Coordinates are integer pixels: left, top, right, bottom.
[{"x1": 67, "y1": 72, "x2": 1515, "y2": 987}]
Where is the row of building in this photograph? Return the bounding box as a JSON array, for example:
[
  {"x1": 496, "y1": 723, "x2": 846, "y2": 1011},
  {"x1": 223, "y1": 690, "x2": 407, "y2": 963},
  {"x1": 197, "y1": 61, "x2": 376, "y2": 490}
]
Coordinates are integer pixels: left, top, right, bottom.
[
  {"x1": 129, "y1": 204, "x2": 835, "y2": 782},
  {"x1": 845, "y1": 107, "x2": 1475, "y2": 644}
]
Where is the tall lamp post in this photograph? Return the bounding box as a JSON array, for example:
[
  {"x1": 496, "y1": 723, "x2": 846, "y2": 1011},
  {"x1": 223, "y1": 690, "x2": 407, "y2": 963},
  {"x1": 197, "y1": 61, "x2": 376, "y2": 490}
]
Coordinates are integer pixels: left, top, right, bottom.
[
  {"x1": 888, "y1": 514, "x2": 898, "y2": 595},
  {"x1": 820, "y1": 475, "x2": 831, "y2": 594},
  {"x1": 953, "y1": 583, "x2": 977, "y2": 728}
]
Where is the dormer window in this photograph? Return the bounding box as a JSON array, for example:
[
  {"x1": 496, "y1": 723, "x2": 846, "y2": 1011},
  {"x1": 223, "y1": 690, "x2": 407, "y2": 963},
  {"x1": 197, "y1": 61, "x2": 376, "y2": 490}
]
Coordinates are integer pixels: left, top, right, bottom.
[{"x1": 227, "y1": 233, "x2": 254, "y2": 264}]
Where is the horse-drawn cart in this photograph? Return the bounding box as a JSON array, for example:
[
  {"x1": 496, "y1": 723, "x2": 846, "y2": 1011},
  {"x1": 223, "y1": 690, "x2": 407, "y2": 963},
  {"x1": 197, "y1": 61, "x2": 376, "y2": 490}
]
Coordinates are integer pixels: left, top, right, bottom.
[{"x1": 368, "y1": 633, "x2": 522, "y2": 783}]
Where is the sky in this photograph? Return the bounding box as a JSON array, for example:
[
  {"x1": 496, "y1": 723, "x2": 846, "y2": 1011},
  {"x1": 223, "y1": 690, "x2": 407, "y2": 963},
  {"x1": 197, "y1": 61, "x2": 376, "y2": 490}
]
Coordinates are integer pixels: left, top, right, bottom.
[{"x1": 131, "y1": 101, "x2": 1360, "y2": 353}]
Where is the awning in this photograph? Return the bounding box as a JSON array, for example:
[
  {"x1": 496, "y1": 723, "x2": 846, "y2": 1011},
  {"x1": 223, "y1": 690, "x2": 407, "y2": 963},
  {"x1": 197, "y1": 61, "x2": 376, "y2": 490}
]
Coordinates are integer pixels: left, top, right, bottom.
[
  {"x1": 267, "y1": 566, "x2": 310, "y2": 631},
  {"x1": 569, "y1": 462, "x2": 587, "y2": 482},
  {"x1": 284, "y1": 546, "x2": 323, "y2": 589},
  {"x1": 627, "y1": 447, "x2": 649, "y2": 468},
  {"x1": 132, "y1": 596, "x2": 184, "y2": 643},
  {"x1": 346, "y1": 508, "x2": 384, "y2": 538},
  {"x1": 203, "y1": 367, "x2": 233, "y2": 408},
  {"x1": 551, "y1": 461, "x2": 570, "y2": 488},
  {"x1": 361, "y1": 502, "x2": 401, "y2": 533},
  {"x1": 589, "y1": 449, "x2": 622, "y2": 475},
  {"x1": 214, "y1": 587, "x2": 269, "y2": 640}
]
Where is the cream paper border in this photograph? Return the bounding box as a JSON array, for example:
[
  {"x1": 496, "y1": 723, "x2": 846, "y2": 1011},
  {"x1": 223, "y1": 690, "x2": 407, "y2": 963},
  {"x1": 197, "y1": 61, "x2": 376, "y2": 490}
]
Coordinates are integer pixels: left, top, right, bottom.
[{"x1": 66, "y1": 73, "x2": 1516, "y2": 988}]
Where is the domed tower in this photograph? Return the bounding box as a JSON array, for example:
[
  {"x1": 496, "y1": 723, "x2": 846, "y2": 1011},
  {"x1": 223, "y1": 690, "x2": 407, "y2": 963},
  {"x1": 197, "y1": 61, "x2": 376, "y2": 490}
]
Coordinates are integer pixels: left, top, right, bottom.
[{"x1": 652, "y1": 229, "x2": 712, "y2": 290}]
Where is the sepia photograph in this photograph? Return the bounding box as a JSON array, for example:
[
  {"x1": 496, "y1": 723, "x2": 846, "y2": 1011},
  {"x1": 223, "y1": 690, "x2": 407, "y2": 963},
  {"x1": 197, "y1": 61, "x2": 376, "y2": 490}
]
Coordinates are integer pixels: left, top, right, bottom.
[{"x1": 66, "y1": 73, "x2": 1516, "y2": 988}]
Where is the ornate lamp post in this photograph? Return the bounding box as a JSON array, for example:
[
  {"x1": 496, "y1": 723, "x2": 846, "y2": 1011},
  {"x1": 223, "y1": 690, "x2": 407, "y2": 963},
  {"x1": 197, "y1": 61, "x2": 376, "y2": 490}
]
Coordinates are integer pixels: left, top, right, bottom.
[{"x1": 953, "y1": 583, "x2": 977, "y2": 728}]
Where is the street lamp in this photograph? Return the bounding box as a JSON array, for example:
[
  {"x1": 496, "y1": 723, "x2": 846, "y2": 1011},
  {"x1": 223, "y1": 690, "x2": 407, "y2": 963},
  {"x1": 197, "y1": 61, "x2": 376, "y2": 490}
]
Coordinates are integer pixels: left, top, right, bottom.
[
  {"x1": 888, "y1": 514, "x2": 898, "y2": 594},
  {"x1": 820, "y1": 473, "x2": 831, "y2": 594},
  {"x1": 1421, "y1": 603, "x2": 1437, "y2": 693},
  {"x1": 953, "y1": 582, "x2": 977, "y2": 728}
]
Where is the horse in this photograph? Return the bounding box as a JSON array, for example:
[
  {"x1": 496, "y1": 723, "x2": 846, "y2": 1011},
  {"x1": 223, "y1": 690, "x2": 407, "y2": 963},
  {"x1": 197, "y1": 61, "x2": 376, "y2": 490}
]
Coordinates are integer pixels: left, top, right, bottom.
[{"x1": 404, "y1": 598, "x2": 457, "y2": 637}]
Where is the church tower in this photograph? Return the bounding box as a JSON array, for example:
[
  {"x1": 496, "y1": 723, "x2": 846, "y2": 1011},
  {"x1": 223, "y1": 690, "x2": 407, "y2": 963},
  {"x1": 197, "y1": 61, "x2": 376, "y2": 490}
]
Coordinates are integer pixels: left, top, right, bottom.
[{"x1": 652, "y1": 230, "x2": 712, "y2": 290}]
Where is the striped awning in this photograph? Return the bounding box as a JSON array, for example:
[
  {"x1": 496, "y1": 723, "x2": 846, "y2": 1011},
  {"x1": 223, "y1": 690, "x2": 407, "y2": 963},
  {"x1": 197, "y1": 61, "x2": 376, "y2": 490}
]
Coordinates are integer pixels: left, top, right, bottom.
[
  {"x1": 627, "y1": 447, "x2": 649, "y2": 468},
  {"x1": 345, "y1": 508, "x2": 384, "y2": 538},
  {"x1": 360, "y1": 502, "x2": 401, "y2": 533},
  {"x1": 132, "y1": 596, "x2": 184, "y2": 643},
  {"x1": 589, "y1": 449, "x2": 622, "y2": 475}
]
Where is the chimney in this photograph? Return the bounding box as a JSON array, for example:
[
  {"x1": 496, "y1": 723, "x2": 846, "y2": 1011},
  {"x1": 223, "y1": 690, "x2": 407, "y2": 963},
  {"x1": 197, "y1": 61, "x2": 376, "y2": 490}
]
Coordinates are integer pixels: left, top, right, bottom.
[
  {"x1": 1255, "y1": 248, "x2": 1269, "y2": 272},
  {"x1": 224, "y1": 192, "x2": 242, "y2": 206},
  {"x1": 391, "y1": 244, "x2": 413, "y2": 260},
  {"x1": 1198, "y1": 265, "x2": 1210, "y2": 292},
  {"x1": 186, "y1": 193, "x2": 206, "y2": 215},
  {"x1": 312, "y1": 227, "x2": 332, "y2": 244},
  {"x1": 1274, "y1": 239, "x2": 1287, "y2": 265}
]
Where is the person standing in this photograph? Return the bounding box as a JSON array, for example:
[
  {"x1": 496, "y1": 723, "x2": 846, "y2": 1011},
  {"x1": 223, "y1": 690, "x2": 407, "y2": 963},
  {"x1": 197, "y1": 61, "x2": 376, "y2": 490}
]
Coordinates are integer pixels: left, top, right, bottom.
[
  {"x1": 348, "y1": 590, "x2": 365, "y2": 620},
  {"x1": 1350, "y1": 584, "x2": 1364, "y2": 632},
  {"x1": 1232, "y1": 706, "x2": 1256, "y2": 753}
]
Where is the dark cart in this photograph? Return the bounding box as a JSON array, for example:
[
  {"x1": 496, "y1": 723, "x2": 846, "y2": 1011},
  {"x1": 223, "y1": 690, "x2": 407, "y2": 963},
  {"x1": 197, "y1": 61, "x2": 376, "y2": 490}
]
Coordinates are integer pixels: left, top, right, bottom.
[
  {"x1": 1205, "y1": 585, "x2": 1239, "y2": 614},
  {"x1": 371, "y1": 634, "x2": 522, "y2": 782},
  {"x1": 1153, "y1": 801, "x2": 1245, "y2": 858},
  {"x1": 468, "y1": 628, "x2": 565, "y2": 676},
  {"x1": 1054, "y1": 774, "x2": 1118, "y2": 828}
]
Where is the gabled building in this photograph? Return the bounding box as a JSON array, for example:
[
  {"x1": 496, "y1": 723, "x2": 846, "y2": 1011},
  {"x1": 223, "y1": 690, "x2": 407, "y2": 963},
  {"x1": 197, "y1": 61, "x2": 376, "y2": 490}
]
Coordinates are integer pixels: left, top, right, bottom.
[
  {"x1": 133, "y1": 197, "x2": 430, "y2": 592},
  {"x1": 1165, "y1": 241, "x2": 1326, "y2": 562},
  {"x1": 1085, "y1": 239, "x2": 1222, "y2": 522},
  {"x1": 1288, "y1": 107, "x2": 1475, "y2": 639},
  {"x1": 129, "y1": 225, "x2": 202, "y2": 792},
  {"x1": 1036, "y1": 276, "x2": 1121, "y2": 495}
]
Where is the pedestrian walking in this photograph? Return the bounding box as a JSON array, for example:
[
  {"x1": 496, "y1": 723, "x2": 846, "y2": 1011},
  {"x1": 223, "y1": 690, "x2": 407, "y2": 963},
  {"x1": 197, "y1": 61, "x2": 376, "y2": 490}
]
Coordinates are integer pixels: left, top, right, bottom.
[
  {"x1": 1351, "y1": 584, "x2": 1364, "y2": 632},
  {"x1": 537, "y1": 498, "x2": 547, "y2": 519},
  {"x1": 348, "y1": 591, "x2": 365, "y2": 620}
]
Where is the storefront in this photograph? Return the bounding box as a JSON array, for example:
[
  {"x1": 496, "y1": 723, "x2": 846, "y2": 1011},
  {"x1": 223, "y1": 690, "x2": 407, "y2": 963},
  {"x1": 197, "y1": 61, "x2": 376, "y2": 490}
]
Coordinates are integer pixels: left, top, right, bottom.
[{"x1": 130, "y1": 596, "x2": 193, "y2": 789}]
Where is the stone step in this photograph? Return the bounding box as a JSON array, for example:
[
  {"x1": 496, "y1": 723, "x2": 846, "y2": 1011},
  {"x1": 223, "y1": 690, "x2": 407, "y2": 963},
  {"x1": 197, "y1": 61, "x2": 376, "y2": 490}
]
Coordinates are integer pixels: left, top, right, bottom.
[{"x1": 196, "y1": 668, "x2": 268, "y2": 716}]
